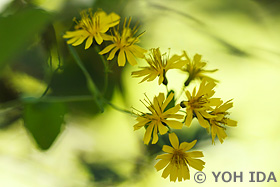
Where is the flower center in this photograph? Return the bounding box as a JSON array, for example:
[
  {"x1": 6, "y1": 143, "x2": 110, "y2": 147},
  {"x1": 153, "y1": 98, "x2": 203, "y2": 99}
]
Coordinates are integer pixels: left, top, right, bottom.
[
  {"x1": 171, "y1": 149, "x2": 186, "y2": 167},
  {"x1": 188, "y1": 95, "x2": 209, "y2": 110}
]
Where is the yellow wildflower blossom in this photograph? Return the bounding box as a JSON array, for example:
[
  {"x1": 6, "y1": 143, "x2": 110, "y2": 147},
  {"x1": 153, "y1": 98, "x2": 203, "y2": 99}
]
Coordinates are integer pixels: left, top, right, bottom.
[
  {"x1": 99, "y1": 18, "x2": 147, "y2": 66},
  {"x1": 132, "y1": 48, "x2": 185, "y2": 85},
  {"x1": 134, "y1": 92, "x2": 184, "y2": 145},
  {"x1": 180, "y1": 79, "x2": 221, "y2": 128},
  {"x1": 155, "y1": 133, "x2": 205, "y2": 182},
  {"x1": 208, "y1": 100, "x2": 237, "y2": 144},
  {"x1": 63, "y1": 9, "x2": 120, "y2": 49},
  {"x1": 182, "y1": 51, "x2": 218, "y2": 86}
]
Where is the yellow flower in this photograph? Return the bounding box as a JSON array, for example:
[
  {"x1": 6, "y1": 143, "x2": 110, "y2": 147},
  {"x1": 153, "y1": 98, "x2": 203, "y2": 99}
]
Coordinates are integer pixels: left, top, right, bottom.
[
  {"x1": 134, "y1": 92, "x2": 184, "y2": 144},
  {"x1": 132, "y1": 48, "x2": 185, "y2": 85},
  {"x1": 99, "y1": 18, "x2": 147, "y2": 66},
  {"x1": 208, "y1": 100, "x2": 237, "y2": 144},
  {"x1": 180, "y1": 79, "x2": 221, "y2": 128},
  {"x1": 182, "y1": 51, "x2": 218, "y2": 86},
  {"x1": 155, "y1": 133, "x2": 205, "y2": 182},
  {"x1": 63, "y1": 9, "x2": 120, "y2": 49}
]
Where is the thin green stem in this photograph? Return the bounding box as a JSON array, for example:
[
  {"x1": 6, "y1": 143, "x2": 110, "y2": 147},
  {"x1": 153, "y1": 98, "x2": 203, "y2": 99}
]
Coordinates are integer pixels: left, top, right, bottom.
[
  {"x1": 94, "y1": 46, "x2": 109, "y2": 95},
  {"x1": 165, "y1": 84, "x2": 169, "y2": 96},
  {"x1": 68, "y1": 45, "x2": 104, "y2": 112},
  {"x1": 177, "y1": 85, "x2": 187, "y2": 101},
  {"x1": 167, "y1": 125, "x2": 173, "y2": 133},
  {"x1": 1, "y1": 95, "x2": 135, "y2": 117},
  {"x1": 41, "y1": 66, "x2": 61, "y2": 98},
  {"x1": 27, "y1": 95, "x2": 94, "y2": 103},
  {"x1": 102, "y1": 98, "x2": 135, "y2": 116}
]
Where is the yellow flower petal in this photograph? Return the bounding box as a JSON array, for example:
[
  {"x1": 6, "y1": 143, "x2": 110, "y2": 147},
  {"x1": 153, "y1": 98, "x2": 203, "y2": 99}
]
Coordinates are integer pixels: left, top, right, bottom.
[
  {"x1": 117, "y1": 49, "x2": 126, "y2": 66},
  {"x1": 152, "y1": 124, "x2": 159, "y2": 144},
  {"x1": 211, "y1": 125, "x2": 217, "y2": 144},
  {"x1": 170, "y1": 164, "x2": 178, "y2": 182},
  {"x1": 185, "y1": 109, "x2": 193, "y2": 127},
  {"x1": 133, "y1": 118, "x2": 149, "y2": 130},
  {"x1": 167, "y1": 114, "x2": 184, "y2": 119},
  {"x1": 209, "y1": 98, "x2": 223, "y2": 106},
  {"x1": 169, "y1": 133, "x2": 179, "y2": 149},
  {"x1": 162, "y1": 145, "x2": 174, "y2": 153},
  {"x1": 182, "y1": 165, "x2": 190, "y2": 180},
  {"x1": 217, "y1": 126, "x2": 227, "y2": 143},
  {"x1": 162, "y1": 92, "x2": 174, "y2": 111},
  {"x1": 179, "y1": 140, "x2": 197, "y2": 151},
  {"x1": 130, "y1": 45, "x2": 146, "y2": 58},
  {"x1": 143, "y1": 123, "x2": 154, "y2": 145},
  {"x1": 153, "y1": 95, "x2": 162, "y2": 115},
  {"x1": 72, "y1": 35, "x2": 87, "y2": 46},
  {"x1": 162, "y1": 163, "x2": 172, "y2": 179},
  {"x1": 99, "y1": 44, "x2": 116, "y2": 55},
  {"x1": 162, "y1": 105, "x2": 180, "y2": 116},
  {"x1": 158, "y1": 122, "x2": 168, "y2": 135},
  {"x1": 157, "y1": 93, "x2": 165, "y2": 107},
  {"x1": 95, "y1": 32, "x2": 103, "y2": 45},
  {"x1": 177, "y1": 166, "x2": 183, "y2": 182},
  {"x1": 156, "y1": 153, "x2": 172, "y2": 160},
  {"x1": 106, "y1": 12, "x2": 121, "y2": 27},
  {"x1": 226, "y1": 119, "x2": 237, "y2": 126},
  {"x1": 154, "y1": 159, "x2": 170, "y2": 171},
  {"x1": 125, "y1": 49, "x2": 137, "y2": 66},
  {"x1": 66, "y1": 37, "x2": 79, "y2": 44},
  {"x1": 63, "y1": 30, "x2": 87, "y2": 38},
  {"x1": 158, "y1": 73, "x2": 164, "y2": 85},
  {"x1": 107, "y1": 47, "x2": 119, "y2": 60},
  {"x1": 186, "y1": 158, "x2": 205, "y2": 171},
  {"x1": 200, "y1": 110, "x2": 215, "y2": 118},
  {"x1": 185, "y1": 151, "x2": 204, "y2": 158},
  {"x1": 196, "y1": 111, "x2": 210, "y2": 128},
  {"x1": 162, "y1": 119, "x2": 183, "y2": 129},
  {"x1": 85, "y1": 36, "x2": 93, "y2": 49},
  {"x1": 218, "y1": 100, "x2": 233, "y2": 112}
]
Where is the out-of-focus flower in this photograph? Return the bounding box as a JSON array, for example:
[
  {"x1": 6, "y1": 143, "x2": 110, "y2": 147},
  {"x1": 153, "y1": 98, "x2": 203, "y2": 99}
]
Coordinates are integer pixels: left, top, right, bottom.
[
  {"x1": 132, "y1": 48, "x2": 185, "y2": 85},
  {"x1": 133, "y1": 92, "x2": 183, "y2": 144},
  {"x1": 182, "y1": 51, "x2": 218, "y2": 86},
  {"x1": 180, "y1": 79, "x2": 221, "y2": 128},
  {"x1": 63, "y1": 9, "x2": 120, "y2": 49},
  {"x1": 99, "y1": 17, "x2": 146, "y2": 66},
  {"x1": 208, "y1": 100, "x2": 237, "y2": 144},
  {"x1": 155, "y1": 133, "x2": 205, "y2": 182}
]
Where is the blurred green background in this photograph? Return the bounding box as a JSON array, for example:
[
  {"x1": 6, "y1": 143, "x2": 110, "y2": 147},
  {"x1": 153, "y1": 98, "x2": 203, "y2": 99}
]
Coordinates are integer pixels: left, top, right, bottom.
[{"x1": 1, "y1": 0, "x2": 280, "y2": 186}]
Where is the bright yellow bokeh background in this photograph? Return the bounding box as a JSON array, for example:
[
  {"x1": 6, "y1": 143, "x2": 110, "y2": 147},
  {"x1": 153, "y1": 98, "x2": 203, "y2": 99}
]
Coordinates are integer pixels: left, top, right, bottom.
[{"x1": 1, "y1": 0, "x2": 280, "y2": 186}]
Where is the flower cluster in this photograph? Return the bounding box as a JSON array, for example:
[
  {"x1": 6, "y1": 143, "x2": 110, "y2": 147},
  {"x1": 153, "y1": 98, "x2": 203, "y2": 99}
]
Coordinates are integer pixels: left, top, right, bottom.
[
  {"x1": 64, "y1": 8, "x2": 237, "y2": 183},
  {"x1": 132, "y1": 49, "x2": 237, "y2": 181},
  {"x1": 63, "y1": 9, "x2": 146, "y2": 66}
]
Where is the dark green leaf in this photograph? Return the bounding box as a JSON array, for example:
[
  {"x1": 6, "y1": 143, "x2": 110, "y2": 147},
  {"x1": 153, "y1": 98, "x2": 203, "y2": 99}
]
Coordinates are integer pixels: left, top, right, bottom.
[
  {"x1": 0, "y1": 8, "x2": 51, "y2": 70},
  {"x1": 23, "y1": 101, "x2": 66, "y2": 150}
]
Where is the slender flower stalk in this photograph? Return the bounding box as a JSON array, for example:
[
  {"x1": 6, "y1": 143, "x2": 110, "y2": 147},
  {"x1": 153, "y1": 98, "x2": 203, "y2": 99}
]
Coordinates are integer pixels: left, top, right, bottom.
[
  {"x1": 155, "y1": 133, "x2": 205, "y2": 182},
  {"x1": 133, "y1": 92, "x2": 184, "y2": 144}
]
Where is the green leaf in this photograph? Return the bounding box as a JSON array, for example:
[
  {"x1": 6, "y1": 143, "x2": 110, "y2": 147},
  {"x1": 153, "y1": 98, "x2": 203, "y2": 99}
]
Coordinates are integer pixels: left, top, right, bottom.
[
  {"x1": 23, "y1": 101, "x2": 66, "y2": 150},
  {"x1": 0, "y1": 8, "x2": 51, "y2": 70},
  {"x1": 164, "y1": 90, "x2": 175, "y2": 112}
]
